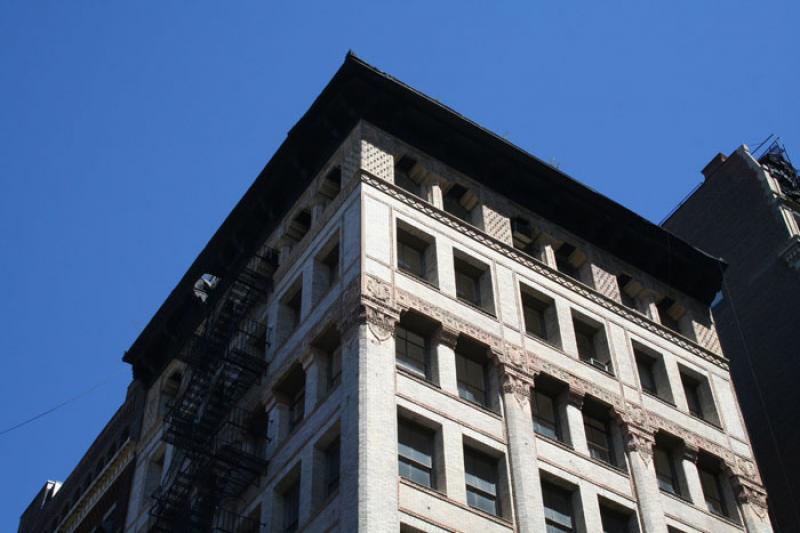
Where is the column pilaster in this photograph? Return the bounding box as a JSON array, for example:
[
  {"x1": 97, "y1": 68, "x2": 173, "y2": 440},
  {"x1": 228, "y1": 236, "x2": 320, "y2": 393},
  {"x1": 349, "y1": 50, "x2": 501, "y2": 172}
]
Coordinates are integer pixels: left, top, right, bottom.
[{"x1": 498, "y1": 369, "x2": 547, "y2": 532}]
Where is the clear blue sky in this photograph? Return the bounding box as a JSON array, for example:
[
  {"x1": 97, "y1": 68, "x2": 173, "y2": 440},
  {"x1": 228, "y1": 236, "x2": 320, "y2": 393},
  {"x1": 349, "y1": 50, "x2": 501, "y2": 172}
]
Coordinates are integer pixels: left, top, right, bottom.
[{"x1": 1, "y1": 1, "x2": 797, "y2": 529}]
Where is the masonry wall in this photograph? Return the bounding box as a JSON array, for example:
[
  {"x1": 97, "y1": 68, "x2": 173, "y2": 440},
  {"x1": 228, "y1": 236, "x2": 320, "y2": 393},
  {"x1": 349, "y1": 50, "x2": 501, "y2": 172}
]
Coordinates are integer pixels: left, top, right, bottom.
[{"x1": 664, "y1": 149, "x2": 800, "y2": 533}]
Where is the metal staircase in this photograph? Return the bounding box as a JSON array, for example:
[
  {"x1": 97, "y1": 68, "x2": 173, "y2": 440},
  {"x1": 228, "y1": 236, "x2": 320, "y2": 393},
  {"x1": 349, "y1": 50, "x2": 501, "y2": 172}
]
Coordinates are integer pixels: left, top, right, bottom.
[{"x1": 149, "y1": 252, "x2": 277, "y2": 532}]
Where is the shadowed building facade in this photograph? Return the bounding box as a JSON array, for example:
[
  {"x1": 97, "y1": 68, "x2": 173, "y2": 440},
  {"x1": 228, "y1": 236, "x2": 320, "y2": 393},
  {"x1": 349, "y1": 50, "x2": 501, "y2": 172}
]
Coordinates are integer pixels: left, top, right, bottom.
[{"x1": 664, "y1": 144, "x2": 800, "y2": 533}]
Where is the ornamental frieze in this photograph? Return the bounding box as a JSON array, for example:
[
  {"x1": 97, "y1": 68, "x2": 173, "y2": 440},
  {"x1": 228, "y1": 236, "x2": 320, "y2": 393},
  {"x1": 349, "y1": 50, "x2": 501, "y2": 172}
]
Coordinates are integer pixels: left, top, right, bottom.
[{"x1": 361, "y1": 171, "x2": 728, "y2": 370}]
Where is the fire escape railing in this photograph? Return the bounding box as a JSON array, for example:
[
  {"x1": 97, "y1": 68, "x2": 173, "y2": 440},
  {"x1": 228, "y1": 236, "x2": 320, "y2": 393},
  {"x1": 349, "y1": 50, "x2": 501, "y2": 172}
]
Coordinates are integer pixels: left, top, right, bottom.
[{"x1": 148, "y1": 251, "x2": 277, "y2": 532}]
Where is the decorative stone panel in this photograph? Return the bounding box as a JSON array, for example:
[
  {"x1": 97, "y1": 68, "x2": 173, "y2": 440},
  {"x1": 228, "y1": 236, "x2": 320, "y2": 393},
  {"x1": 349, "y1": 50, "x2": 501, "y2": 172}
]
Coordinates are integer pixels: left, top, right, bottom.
[
  {"x1": 360, "y1": 139, "x2": 394, "y2": 183},
  {"x1": 692, "y1": 319, "x2": 722, "y2": 354},
  {"x1": 481, "y1": 204, "x2": 513, "y2": 246},
  {"x1": 591, "y1": 263, "x2": 620, "y2": 301}
]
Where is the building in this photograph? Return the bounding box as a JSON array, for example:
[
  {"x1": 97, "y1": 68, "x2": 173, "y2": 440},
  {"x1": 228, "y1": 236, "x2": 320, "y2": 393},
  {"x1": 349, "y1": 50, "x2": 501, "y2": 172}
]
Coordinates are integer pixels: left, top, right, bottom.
[
  {"x1": 663, "y1": 143, "x2": 800, "y2": 533},
  {"x1": 18, "y1": 383, "x2": 144, "y2": 533},
  {"x1": 23, "y1": 54, "x2": 773, "y2": 533}
]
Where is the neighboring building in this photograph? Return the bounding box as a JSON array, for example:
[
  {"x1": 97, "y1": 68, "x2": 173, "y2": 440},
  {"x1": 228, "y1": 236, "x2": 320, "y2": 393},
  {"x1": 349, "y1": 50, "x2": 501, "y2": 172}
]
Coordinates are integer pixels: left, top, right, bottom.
[
  {"x1": 18, "y1": 383, "x2": 144, "y2": 533},
  {"x1": 663, "y1": 143, "x2": 800, "y2": 533},
  {"x1": 23, "y1": 53, "x2": 773, "y2": 533}
]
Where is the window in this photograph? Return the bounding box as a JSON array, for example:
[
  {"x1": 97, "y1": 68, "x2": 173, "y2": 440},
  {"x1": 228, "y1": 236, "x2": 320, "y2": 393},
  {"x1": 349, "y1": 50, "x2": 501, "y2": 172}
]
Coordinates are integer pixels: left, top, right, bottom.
[
  {"x1": 396, "y1": 221, "x2": 437, "y2": 285},
  {"x1": 681, "y1": 373, "x2": 703, "y2": 418},
  {"x1": 275, "y1": 364, "x2": 306, "y2": 435},
  {"x1": 316, "y1": 239, "x2": 340, "y2": 295},
  {"x1": 323, "y1": 437, "x2": 340, "y2": 496},
  {"x1": 281, "y1": 479, "x2": 300, "y2": 532},
  {"x1": 600, "y1": 502, "x2": 636, "y2": 533},
  {"x1": 278, "y1": 279, "x2": 303, "y2": 343},
  {"x1": 395, "y1": 325, "x2": 428, "y2": 379},
  {"x1": 444, "y1": 183, "x2": 478, "y2": 223},
  {"x1": 697, "y1": 456, "x2": 730, "y2": 518},
  {"x1": 616, "y1": 274, "x2": 639, "y2": 310},
  {"x1": 464, "y1": 447, "x2": 500, "y2": 516},
  {"x1": 554, "y1": 242, "x2": 582, "y2": 281},
  {"x1": 634, "y1": 348, "x2": 657, "y2": 396},
  {"x1": 453, "y1": 250, "x2": 494, "y2": 314},
  {"x1": 395, "y1": 156, "x2": 423, "y2": 198},
  {"x1": 654, "y1": 446, "x2": 681, "y2": 496},
  {"x1": 584, "y1": 414, "x2": 615, "y2": 466},
  {"x1": 657, "y1": 297, "x2": 682, "y2": 333},
  {"x1": 326, "y1": 345, "x2": 341, "y2": 390},
  {"x1": 533, "y1": 390, "x2": 562, "y2": 441},
  {"x1": 520, "y1": 285, "x2": 558, "y2": 345},
  {"x1": 678, "y1": 368, "x2": 718, "y2": 424},
  {"x1": 455, "y1": 339, "x2": 491, "y2": 408},
  {"x1": 286, "y1": 209, "x2": 312, "y2": 246},
  {"x1": 398, "y1": 419, "x2": 435, "y2": 488},
  {"x1": 573, "y1": 315, "x2": 612, "y2": 373},
  {"x1": 542, "y1": 481, "x2": 576, "y2": 532},
  {"x1": 289, "y1": 386, "x2": 305, "y2": 433}
]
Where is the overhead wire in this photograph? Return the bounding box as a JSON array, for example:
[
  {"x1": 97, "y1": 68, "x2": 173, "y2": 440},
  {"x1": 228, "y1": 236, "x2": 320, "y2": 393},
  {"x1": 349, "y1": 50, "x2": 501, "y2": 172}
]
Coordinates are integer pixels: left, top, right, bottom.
[{"x1": 0, "y1": 370, "x2": 126, "y2": 438}]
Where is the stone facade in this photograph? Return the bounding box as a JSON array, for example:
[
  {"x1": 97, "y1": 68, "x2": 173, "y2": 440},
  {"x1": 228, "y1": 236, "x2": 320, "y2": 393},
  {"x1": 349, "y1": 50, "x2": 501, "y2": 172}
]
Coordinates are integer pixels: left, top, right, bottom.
[{"x1": 24, "y1": 56, "x2": 773, "y2": 533}]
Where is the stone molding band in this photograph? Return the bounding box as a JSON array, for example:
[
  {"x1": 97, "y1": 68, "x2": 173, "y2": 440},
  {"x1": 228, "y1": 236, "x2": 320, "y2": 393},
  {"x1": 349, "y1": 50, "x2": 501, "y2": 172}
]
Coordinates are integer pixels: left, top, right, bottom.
[{"x1": 360, "y1": 171, "x2": 728, "y2": 371}]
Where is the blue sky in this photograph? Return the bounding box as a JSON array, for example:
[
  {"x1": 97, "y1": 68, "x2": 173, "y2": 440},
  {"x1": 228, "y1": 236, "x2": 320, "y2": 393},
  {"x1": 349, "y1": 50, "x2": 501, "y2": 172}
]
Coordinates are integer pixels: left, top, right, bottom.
[{"x1": 0, "y1": 1, "x2": 797, "y2": 529}]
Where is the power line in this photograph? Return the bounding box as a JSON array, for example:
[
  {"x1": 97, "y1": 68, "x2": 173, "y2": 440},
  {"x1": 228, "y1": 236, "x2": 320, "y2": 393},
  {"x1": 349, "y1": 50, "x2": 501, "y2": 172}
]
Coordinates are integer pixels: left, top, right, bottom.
[{"x1": 0, "y1": 370, "x2": 126, "y2": 438}]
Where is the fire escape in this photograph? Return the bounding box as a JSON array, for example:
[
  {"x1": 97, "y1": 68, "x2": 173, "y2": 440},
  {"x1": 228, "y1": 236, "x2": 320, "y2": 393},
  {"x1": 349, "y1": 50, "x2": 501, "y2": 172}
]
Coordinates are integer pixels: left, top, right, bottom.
[{"x1": 149, "y1": 251, "x2": 278, "y2": 532}]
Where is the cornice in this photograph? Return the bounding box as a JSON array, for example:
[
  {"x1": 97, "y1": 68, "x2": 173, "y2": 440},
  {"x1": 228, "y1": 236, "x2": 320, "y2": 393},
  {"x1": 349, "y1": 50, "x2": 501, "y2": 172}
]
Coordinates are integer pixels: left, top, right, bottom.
[
  {"x1": 360, "y1": 171, "x2": 728, "y2": 370},
  {"x1": 57, "y1": 439, "x2": 135, "y2": 533}
]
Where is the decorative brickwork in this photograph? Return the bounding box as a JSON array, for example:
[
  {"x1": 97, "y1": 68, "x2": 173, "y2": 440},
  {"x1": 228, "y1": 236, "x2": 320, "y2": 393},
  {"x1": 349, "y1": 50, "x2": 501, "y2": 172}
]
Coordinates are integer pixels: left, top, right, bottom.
[{"x1": 481, "y1": 204, "x2": 513, "y2": 246}]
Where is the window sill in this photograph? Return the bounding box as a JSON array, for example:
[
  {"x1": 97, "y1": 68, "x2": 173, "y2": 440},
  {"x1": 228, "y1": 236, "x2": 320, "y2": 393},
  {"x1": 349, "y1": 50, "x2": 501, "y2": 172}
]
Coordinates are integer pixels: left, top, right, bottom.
[
  {"x1": 399, "y1": 478, "x2": 513, "y2": 528},
  {"x1": 397, "y1": 268, "x2": 439, "y2": 291},
  {"x1": 536, "y1": 434, "x2": 628, "y2": 477},
  {"x1": 456, "y1": 297, "x2": 496, "y2": 318},
  {"x1": 397, "y1": 366, "x2": 439, "y2": 389},
  {"x1": 660, "y1": 491, "x2": 744, "y2": 529},
  {"x1": 524, "y1": 332, "x2": 561, "y2": 351},
  {"x1": 687, "y1": 412, "x2": 724, "y2": 431},
  {"x1": 578, "y1": 357, "x2": 616, "y2": 377},
  {"x1": 642, "y1": 391, "x2": 676, "y2": 408}
]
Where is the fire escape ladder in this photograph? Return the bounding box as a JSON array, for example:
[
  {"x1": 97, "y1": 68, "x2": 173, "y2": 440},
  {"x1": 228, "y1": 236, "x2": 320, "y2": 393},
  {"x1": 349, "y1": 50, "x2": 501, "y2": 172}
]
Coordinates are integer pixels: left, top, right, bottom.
[{"x1": 148, "y1": 250, "x2": 277, "y2": 532}]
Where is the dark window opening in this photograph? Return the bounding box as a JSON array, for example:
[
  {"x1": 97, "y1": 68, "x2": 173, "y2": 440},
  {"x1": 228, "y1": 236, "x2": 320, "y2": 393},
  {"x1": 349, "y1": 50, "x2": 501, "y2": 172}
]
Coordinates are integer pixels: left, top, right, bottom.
[
  {"x1": 281, "y1": 479, "x2": 300, "y2": 532},
  {"x1": 395, "y1": 156, "x2": 423, "y2": 198},
  {"x1": 396, "y1": 222, "x2": 436, "y2": 285},
  {"x1": 616, "y1": 274, "x2": 638, "y2": 310},
  {"x1": 657, "y1": 297, "x2": 681, "y2": 333},
  {"x1": 573, "y1": 317, "x2": 611, "y2": 373},
  {"x1": 542, "y1": 480, "x2": 576, "y2": 532},
  {"x1": 319, "y1": 167, "x2": 341, "y2": 201},
  {"x1": 444, "y1": 183, "x2": 477, "y2": 223},
  {"x1": 533, "y1": 389, "x2": 562, "y2": 442},
  {"x1": 554, "y1": 242, "x2": 581, "y2": 281},
  {"x1": 398, "y1": 418, "x2": 436, "y2": 488},
  {"x1": 324, "y1": 437, "x2": 340, "y2": 496},
  {"x1": 464, "y1": 447, "x2": 500, "y2": 516},
  {"x1": 455, "y1": 338, "x2": 491, "y2": 409}
]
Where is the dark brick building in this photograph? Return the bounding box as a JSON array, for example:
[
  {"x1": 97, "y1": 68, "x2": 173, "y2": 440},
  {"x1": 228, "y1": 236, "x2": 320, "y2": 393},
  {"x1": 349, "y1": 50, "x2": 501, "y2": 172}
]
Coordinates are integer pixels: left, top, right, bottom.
[
  {"x1": 18, "y1": 383, "x2": 144, "y2": 533},
  {"x1": 663, "y1": 144, "x2": 800, "y2": 533}
]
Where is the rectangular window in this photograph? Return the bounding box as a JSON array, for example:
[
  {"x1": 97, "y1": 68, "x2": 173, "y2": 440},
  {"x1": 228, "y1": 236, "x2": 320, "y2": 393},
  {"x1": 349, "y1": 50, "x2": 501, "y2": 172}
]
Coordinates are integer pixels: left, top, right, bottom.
[
  {"x1": 289, "y1": 386, "x2": 305, "y2": 433},
  {"x1": 282, "y1": 480, "x2": 300, "y2": 532},
  {"x1": 654, "y1": 447, "x2": 681, "y2": 496},
  {"x1": 396, "y1": 222, "x2": 436, "y2": 285},
  {"x1": 398, "y1": 419, "x2": 435, "y2": 488},
  {"x1": 456, "y1": 351, "x2": 488, "y2": 407},
  {"x1": 395, "y1": 325, "x2": 428, "y2": 379},
  {"x1": 600, "y1": 504, "x2": 634, "y2": 533},
  {"x1": 324, "y1": 437, "x2": 340, "y2": 496},
  {"x1": 542, "y1": 481, "x2": 575, "y2": 532},
  {"x1": 453, "y1": 250, "x2": 494, "y2": 314},
  {"x1": 455, "y1": 259, "x2": 482, "y2": 307},
  {"x1": 680, "y1": 373, "x2": 703, "y2": 419},
  {"x1": 699, "y1": 467, "x2": 728, "y2": 517},
  {"x1": 573, "y1": 317, "x2": 611, "y2": 373},
  {"x1": 533, "y1": 390, "x2": 561, "y2": 441},
  {"x1": 635, "y1": 351, "x2": 658, "y2": 396},
  {"x1": 584, "y1": 415, "x2": 614, "y2": 465},
  {"x1": 464, "y1": 448, "x2": 499, "y2": 516},
  {"x1": 320, "y1": 242, "x2": 339, "y2": 288},
  {"x1": 521, "y1": 288, "x2": 556, "y2": 344},
  {"x1": 327, "y1": 346, "x2": 342, "y2": 390}
]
